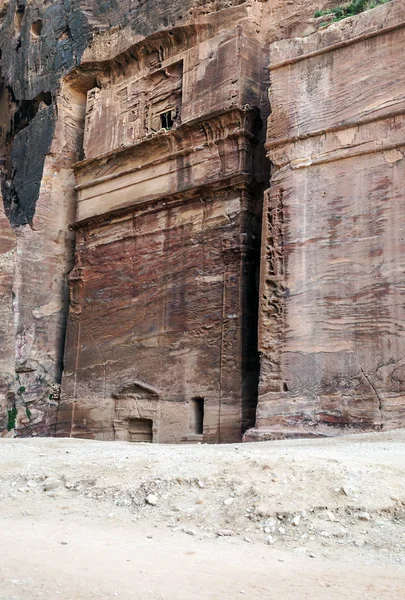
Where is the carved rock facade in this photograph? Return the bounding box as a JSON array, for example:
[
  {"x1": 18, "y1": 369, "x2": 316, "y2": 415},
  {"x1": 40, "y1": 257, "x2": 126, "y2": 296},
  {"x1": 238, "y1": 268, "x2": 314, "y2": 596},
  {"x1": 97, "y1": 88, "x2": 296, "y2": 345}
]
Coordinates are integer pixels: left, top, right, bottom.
[
  {"x1": 1, "y1": 0, "x2": 405, "y2": 441},
  {"x1": 247, "y1": 0, "x2": 405, "y2": 440}
]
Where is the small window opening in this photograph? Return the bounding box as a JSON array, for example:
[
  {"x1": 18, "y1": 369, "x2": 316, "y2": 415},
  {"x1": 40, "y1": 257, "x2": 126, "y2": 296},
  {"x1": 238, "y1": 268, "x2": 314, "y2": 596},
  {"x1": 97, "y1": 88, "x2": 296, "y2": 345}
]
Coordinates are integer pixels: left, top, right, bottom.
[
  {"x1": 283, "y1": 382, "x2": 289, "y2": 392},
  {"x1": 191, "y1": 397, "x2": 204, "y2": 435},
  {"x1": 160, "y1": 110, "x2": 173, "y2": 130},
  {"x1": 31, "y1": 19, "x2": 43, "y2": 37}
]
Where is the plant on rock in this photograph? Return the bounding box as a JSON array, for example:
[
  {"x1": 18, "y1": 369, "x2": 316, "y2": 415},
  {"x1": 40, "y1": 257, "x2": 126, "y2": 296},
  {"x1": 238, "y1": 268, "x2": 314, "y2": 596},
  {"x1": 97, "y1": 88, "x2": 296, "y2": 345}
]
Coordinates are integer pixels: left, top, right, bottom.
[{"x1": 315, "y1": 0, "x2": 391, "y2": 22}]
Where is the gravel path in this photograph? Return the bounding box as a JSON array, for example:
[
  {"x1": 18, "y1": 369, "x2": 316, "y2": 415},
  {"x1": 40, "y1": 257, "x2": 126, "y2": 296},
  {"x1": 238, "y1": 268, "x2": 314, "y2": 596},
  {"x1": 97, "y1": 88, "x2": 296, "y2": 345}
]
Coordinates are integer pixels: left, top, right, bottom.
[{"x1": 0, "y1": 429, "x2": 404, "y2": 598}]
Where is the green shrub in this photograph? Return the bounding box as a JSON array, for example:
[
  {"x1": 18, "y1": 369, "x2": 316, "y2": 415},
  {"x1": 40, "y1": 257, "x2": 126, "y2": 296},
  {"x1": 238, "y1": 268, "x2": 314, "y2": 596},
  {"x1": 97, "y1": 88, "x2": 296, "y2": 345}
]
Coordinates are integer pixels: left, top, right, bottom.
[
  {"x1": 7, "y1": 407, "x2": 18, "y2": 431},
  {"x1": 314, "y1": 0, "x2": 391, "y2": 22}
]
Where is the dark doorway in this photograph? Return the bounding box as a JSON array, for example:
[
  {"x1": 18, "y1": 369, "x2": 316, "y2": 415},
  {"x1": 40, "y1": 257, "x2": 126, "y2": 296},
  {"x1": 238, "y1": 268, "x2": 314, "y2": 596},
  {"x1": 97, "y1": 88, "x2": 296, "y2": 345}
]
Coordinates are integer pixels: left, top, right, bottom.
[
  {"x1": 160, "y1": 110, "x2": 174, "y2": 130},
  {"x1": 191, "y1": 397, "x2": 204, "y2": 435},
  {"x1": 128, "y1": 418, "x2": 153, "y2": 442}
]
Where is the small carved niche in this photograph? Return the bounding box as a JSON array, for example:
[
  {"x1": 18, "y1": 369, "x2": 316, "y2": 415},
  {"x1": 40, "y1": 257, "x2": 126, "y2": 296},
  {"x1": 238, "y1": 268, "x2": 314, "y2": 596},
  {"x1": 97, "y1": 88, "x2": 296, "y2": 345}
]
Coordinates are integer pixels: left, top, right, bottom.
[
  {"x1": 145, "y1": 61, "x2": 183, "y2": 134},
  {"x1": 31, "y1": 20, "x2": 43, "y2": 38}
]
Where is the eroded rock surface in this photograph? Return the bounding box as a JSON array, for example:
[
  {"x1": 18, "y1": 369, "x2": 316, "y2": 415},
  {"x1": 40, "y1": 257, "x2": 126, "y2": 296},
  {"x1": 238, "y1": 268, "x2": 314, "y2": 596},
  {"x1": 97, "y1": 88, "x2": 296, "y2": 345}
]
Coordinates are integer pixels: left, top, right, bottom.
[
  {"x1": 250, "y1": 0, "x2": 405, "y2": 440},
  {"x1": 1, "y1": 0, "x2": 405, "y2": 440}
]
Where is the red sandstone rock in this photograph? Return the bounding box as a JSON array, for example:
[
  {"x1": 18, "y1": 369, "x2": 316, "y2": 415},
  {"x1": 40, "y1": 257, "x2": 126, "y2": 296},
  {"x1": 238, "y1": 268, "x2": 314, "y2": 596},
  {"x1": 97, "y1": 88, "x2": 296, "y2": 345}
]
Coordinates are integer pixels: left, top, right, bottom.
[
  {"x1": 2, "y1": 0, "x2": 405, "y2": 441},
  {"x1": 252, "y1": 0, "x2": 405, "y2": 440}
]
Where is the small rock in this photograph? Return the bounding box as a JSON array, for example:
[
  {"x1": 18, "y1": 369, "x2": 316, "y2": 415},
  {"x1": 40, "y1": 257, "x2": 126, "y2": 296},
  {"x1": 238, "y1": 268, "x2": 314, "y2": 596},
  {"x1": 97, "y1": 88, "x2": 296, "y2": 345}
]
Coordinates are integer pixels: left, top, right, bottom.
[
  {"x1": 353, "y1": 538, "x2": 365, "y2": 547},
  {"x1": 216, "y1": 529, "x2": 234, "y2": 537},
  {"x1": 291, "y1": 515, "x2": 301, "y2": 527},
  {"x1": 358, "y1": 512, "x2": 371, "y2": 521},
  {"x1": 61, "y1": 541, "x2": 68, "y2": 545},
  {"x1": 263, "y1": 518, "x2": 277, "y2": 533},
  {"x1": 197, "y1": 480, "x2": 205, "y2": 489},
  {"x1": 341, "y1": 485, "x2": 357, "y2": 497},
  {"x1": 278, "y1": 526, "x2": 286, "y2": 535},
  {"x1": 309, "y1": 552, "x2": 316, "y2": 558},
  {"x1": 185, "y1": 528, "x2": 196, "y2": 536},
  {"x1": 43, "y1": 478, "x2": 60, "y2": 492},
  {"x1": 265, "y1": 535, "x2": 275, "y2": 545},
  {"x1": 145, "y1": 494, "x2": 158, "y2": 506},
  {"x1": 244, "y1": 536, "x2": 252, "y2": 543},
  {"x1": 223, "y1": 498, "x2": 234, "y2": 506}
]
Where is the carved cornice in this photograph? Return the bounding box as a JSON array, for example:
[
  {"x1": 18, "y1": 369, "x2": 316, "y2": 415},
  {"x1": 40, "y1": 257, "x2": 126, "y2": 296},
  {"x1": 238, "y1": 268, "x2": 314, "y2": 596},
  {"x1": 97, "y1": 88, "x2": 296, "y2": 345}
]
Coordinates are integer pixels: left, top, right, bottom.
[
  {"x1": 74, "y1": 106, "x2": 261, "y2": 185},
  {"x1": 70, "y1": 172, "x2": 256, "y2": 231}
]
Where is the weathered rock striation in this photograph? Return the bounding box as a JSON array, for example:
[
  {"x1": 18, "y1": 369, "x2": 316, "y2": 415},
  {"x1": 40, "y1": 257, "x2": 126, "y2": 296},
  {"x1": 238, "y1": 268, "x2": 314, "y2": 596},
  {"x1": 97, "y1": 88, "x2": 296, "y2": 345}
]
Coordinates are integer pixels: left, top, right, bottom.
[
  {"x1": 1, "y1": 0, "x2": 405, "y2": 441},
  {"x1": 247, "y1": 0, "x2": 405, "y2": 440}
]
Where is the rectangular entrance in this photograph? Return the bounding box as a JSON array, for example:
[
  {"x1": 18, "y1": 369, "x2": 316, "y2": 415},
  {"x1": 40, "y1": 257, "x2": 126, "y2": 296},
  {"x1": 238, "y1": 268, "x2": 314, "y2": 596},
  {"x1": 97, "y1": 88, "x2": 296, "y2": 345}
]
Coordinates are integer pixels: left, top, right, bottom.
[
  {"x1": 128, "y1": 418, "x2": 153, "y2": 442},
  {"x1": 191, "y1": 397, "x2": 204, "y2": 435}
]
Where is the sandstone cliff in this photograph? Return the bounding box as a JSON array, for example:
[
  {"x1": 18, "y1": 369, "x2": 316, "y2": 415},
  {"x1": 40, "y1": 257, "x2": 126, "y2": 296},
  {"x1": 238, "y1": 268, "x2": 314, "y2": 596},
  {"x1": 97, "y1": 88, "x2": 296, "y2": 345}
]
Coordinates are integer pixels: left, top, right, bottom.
[{"x1": 1, "y1": 0, "x2": 404, "y2": 441}]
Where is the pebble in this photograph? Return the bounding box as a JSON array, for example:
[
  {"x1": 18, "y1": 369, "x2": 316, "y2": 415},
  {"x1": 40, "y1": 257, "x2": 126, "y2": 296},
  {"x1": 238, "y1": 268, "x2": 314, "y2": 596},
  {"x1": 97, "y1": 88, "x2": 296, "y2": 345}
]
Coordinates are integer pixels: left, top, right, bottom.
[
  {"x1": 353, "y1": 538, "x2": 365, "y2": 547},
  {"x1": 185, "y1": 528, "x2": 196, "y2": 536},
  {"x1": 263, "y1": 518, "x2": 277, "y2": 533},
  {"x1": 341, "y1": 485, "x2": 357, "y2": 497},
  {"x1": 61, "y1": 541, "x2": 68, "y2": 545},
  {"x1": 145, "y1": 494, "x2": 158, "y2": 506},
  {"x1": 291, "y1": 515, "x2": 301, "y2": 527},
  {"x1": 265, "y1": 535, "x2": 275, "y2": 545},
  {"x1": 43, "y1": 478, "x2": 60, "y2": 492},
  {"x1": 216, "y1": 529, "x2": 234, "y2": 537},
  {"x1": 223, "y1": 498, "x2": 234, "y2": 506},
  {"x1": 358, "y1": 512, "x2": 371, "y2": 521}
]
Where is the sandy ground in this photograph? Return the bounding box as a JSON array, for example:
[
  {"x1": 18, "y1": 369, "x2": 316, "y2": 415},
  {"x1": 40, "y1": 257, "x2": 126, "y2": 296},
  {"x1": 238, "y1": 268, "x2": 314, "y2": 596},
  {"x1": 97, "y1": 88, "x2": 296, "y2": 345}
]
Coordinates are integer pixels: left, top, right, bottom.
[{"x1": 0, "y1": 429, "x2": 404, "y2": 599}]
